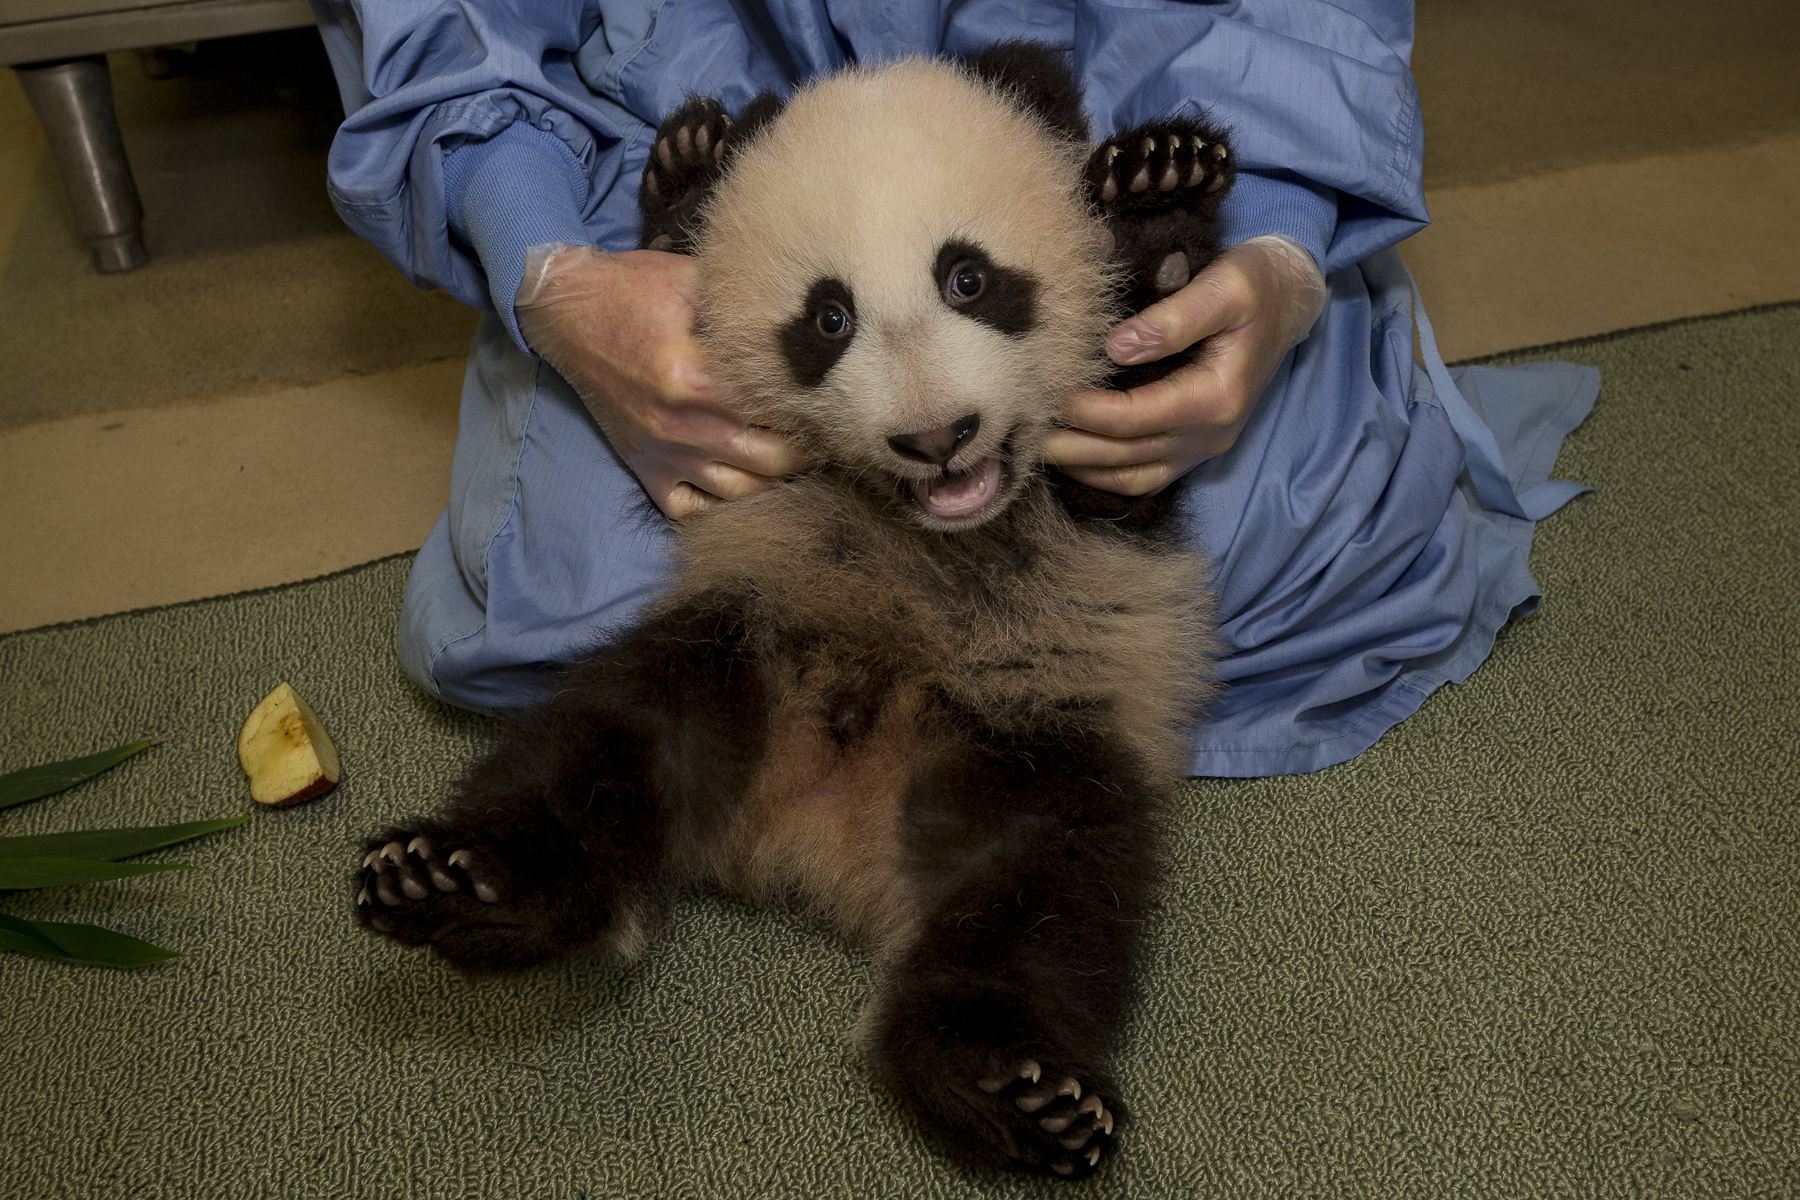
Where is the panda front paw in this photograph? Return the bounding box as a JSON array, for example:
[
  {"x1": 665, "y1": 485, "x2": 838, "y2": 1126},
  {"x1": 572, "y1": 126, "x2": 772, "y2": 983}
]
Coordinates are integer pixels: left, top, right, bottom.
[
  {"x1": 639, "y1": 98, "x2": 735, "y2": 252},
  {"x1": 1088, "y1": 121, "x2": 1232, "y2": 216}
]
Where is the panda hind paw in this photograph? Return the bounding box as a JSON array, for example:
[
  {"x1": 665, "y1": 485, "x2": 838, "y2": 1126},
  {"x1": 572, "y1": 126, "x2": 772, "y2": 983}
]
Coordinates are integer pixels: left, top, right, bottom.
[
  {"x1": 354, "y1": 827, "x2": 574, "y2": 969},
  {"x1": 958, "y1": 1057, "x2": 1121, "y2": 1179}
]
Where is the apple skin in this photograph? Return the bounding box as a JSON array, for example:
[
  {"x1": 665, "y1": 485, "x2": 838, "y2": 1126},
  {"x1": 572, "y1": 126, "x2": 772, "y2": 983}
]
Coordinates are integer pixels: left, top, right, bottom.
[{"x1": 237, "y1": 682, "x2": 341, "y2": 806}]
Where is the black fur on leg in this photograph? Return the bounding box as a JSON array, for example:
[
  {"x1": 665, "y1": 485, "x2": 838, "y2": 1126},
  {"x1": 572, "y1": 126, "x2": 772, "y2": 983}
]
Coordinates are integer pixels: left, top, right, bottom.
[
  {"x1": 964, "y1": 41, "x2": 1091, "y2": 144},
  {"x1": 866, "y1": 709, "x2": 1163, "y2": 1178},
  {"x1": 355, "y1": 592, "x2": 768, "y2": 970},
  {"x1": 638, "y1": 91, "x2": 787, "y2": 253}
]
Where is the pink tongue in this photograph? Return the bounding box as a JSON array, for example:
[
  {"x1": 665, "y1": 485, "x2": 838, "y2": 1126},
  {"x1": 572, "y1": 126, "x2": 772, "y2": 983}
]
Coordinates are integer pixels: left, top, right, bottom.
[{"x1": 910, "y1": 456, "x2": 1003, "y2": 518}]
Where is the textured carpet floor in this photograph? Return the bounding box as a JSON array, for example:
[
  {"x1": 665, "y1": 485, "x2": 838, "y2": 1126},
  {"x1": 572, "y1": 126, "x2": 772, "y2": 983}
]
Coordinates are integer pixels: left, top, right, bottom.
[{"x1": 2, "y1": 305, "x2": 1796, "y2": 1198}]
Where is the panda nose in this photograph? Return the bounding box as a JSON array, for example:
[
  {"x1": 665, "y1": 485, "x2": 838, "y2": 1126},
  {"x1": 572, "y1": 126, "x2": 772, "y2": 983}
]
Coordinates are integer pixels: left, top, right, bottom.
[{"x1": 887, "y1": 413, "x2": 981, "y2": 466}]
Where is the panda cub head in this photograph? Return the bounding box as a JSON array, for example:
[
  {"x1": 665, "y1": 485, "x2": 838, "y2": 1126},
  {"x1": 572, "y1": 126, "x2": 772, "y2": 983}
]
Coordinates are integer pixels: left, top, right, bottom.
[{"x1": 694, "y1": 59, "x2": 1116, "y2": 531}]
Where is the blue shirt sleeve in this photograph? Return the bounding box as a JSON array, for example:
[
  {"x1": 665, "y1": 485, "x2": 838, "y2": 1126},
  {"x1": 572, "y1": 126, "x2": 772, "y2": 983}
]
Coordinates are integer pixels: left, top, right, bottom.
[
  {"x1": 307, "y1": 0, "x2": 645, "y2": 322},
  {"x1": 442, "y1": 124, "x2": 590, "y2": 350},
  {"x1": 1060, "y1": 0, "x2": 1425, "y2": 274}
]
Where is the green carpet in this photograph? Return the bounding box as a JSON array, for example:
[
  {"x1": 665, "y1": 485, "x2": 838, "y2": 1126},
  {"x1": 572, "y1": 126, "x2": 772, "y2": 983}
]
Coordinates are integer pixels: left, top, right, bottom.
[{"x1": 2, "y1": 305, "x2": 1796, "y2": 1198}]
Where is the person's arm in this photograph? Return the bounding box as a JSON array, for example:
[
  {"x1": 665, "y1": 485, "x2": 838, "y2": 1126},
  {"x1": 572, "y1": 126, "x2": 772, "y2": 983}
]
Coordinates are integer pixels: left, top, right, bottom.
[
  {"x1": 307, "y1": 0, "x2": 644, "y2": 335},
  {"x1": 307, "y1": 0, "x2": 811, "y2": 515}
]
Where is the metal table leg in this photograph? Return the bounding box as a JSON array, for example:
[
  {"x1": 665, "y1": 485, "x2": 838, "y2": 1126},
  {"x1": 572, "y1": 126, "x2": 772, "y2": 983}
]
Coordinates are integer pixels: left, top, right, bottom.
[{"x1": 14, "y1": 55, "x2": 149, "y2": 273}]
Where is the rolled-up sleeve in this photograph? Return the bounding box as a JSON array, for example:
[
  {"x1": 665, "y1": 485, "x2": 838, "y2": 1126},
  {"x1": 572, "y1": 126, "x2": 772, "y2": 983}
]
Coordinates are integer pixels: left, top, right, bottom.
[{"x1": 308, "y1": 0, "x2": 648, "y2": 314}]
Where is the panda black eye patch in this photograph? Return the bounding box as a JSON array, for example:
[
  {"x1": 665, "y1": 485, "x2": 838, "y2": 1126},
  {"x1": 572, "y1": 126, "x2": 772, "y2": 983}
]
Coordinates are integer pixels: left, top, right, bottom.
[
  {"x1": 934, "y1": 240, "x2": 1038, "y2": 337},
  {"x1": 779, "y1": 277, "x2": 857, "y2": 388}
]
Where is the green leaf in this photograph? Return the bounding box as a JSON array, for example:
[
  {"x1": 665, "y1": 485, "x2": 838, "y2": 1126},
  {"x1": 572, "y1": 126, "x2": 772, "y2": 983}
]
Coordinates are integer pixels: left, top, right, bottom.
[
  {"x1": 0, "y1": 911, "x2": 66, "y2": 956},
  {"x1": 0, "y1": 816, "x2": 247, "y2": 862},
  {"x1": 0, "y1": 740, "x2": 158, "y2": 811},
  {"x1": 0, "y1": 857, "x2": 193, "y2": 890},
  {"x1": 0, "y1": 913, "x2": 180, "y2": 967}
]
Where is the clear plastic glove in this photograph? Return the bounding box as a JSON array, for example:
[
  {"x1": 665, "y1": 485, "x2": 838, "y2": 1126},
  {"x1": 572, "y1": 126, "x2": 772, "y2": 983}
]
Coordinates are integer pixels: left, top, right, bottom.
[
  {"x1": 1045, "y1": 234, "x2": 1329, "y2": 495},
  {"x1": 515, "y1": 242, "x2": 813, "y2": 519}
]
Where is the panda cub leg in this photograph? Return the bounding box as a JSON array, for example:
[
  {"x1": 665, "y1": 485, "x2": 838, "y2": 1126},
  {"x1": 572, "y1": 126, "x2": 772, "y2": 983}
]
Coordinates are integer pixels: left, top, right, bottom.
[
  {"x1": 864, "y1": 723, "x2": 1161, "y2": 1178},
  {"x1": 354, "y1": 598, "x2": 767, "y2": 970},
  {"x1": 638, "y1": 93, "x2": 785, "y2": 253},
  {"x1": 1087, "y1": 119, "x2": 1237, "y2": 391}
]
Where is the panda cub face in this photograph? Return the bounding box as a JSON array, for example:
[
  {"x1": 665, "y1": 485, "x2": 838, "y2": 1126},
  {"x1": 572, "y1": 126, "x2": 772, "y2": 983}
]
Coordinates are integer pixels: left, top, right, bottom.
[{"x1": 695, "y1": 60, "x2": 1115, "y2": 531}]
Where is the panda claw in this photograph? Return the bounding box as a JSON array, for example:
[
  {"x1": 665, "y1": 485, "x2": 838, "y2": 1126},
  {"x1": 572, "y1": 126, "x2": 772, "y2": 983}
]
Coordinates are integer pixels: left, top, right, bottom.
[
  {"x1": 1057, "y1": 1078, "x2": 1081, "y2": 1101},
  {"x1": 381, "y1": 841, "x2": 406, "y2": 866},
  {"x1": 374, "y1": 874, "x2": 403, "y2": 907},
  {"x1": 1086, "y1": 1144, "x2": 1102, "y2": 1167},
  {"x1": 448, "y1": 849, "x2": 473, "y2": 870},
  {"x1": 356, "y1": 886, "x2": 371, "y2": 907}
]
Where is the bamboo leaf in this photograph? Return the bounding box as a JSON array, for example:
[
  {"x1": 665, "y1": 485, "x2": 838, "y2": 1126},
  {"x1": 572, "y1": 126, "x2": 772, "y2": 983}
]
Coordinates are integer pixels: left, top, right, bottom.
[
  {"x1": 0, "y1": 816, "x2": 247, "y2": 862},
  {"x1": 0, "y1": 911, "x2": 66, "y2": 957},
  {"x1": 0, "y1": 740, "x2": 159, "y2": 811},
  {"x1": 0, "y1": 913, "x2": 180, "y2": 967},
  {"x1": 0, "y1": 857, "x2": 193, "y2": 890}
]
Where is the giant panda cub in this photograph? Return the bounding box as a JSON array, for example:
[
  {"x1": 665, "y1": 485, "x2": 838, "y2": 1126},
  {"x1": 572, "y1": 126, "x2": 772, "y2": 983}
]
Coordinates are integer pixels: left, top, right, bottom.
[{"x1": 357, "y1": 41, "x2": 1234, "y2": 1179}]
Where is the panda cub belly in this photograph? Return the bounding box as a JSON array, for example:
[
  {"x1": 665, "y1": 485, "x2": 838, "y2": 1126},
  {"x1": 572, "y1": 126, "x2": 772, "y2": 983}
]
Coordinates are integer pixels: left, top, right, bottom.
[
  {"x1": 355, "y1": 41, "x2": 1235, "y2": 1180},
  {"x1": 678, "y1": 479, "x2": 1213, "y2": 951}
]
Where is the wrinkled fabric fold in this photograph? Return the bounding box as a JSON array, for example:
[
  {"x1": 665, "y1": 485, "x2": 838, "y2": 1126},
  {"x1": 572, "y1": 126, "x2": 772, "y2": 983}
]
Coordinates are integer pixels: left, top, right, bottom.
[{"x1": 1181, "y1": 248, "x2": 1598, "y2": 775}]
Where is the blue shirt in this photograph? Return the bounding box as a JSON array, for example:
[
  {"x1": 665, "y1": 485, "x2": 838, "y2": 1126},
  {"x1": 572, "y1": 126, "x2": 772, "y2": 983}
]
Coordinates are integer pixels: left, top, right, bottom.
[
  {"x1": 308, "y1": 0, "x2": 1600, "y2": 776},
  {"x1": 309, "y1": 0, "x2": 1425, "y2": 349}
]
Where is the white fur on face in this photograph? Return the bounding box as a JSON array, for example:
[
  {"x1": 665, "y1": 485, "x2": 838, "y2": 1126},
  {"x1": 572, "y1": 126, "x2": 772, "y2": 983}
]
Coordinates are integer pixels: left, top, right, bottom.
[{"x1": 695, "y1": 59, "x2": 1114, "y2": 505}]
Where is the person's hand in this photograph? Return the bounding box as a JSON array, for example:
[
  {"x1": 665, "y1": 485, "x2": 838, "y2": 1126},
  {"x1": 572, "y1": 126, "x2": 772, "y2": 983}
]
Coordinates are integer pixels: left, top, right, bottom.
[
  {"x1": 1045, "y1": 234, "x2": 1327, "y2": 495},
  {"x1": 514, "y1": 242, "x2": 813, "y2": 519}
]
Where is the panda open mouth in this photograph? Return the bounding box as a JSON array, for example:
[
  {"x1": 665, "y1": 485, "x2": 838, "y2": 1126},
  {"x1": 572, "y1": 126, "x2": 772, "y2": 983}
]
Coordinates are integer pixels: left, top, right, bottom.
[{"x1": 909, "y1": 455, "x2": 1005, "y2": 520}]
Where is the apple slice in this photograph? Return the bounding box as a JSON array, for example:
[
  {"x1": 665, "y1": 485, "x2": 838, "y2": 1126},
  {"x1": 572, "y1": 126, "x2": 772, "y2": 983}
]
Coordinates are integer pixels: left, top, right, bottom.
[{"x1": 236, "y1": 682, "x2": 341, "y2": 806}]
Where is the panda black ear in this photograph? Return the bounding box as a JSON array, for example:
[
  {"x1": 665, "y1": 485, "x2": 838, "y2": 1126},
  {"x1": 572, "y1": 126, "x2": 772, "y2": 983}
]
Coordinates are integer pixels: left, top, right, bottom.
[{"x1": 964, "y1": 40, "x2": 1090, "y2": 144}]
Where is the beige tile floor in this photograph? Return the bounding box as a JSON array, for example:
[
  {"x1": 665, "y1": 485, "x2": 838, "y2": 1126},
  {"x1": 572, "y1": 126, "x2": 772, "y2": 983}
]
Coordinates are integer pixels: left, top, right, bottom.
[{"x1": 3, "y1": 41, "x2": 1798, "y2": 635}]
